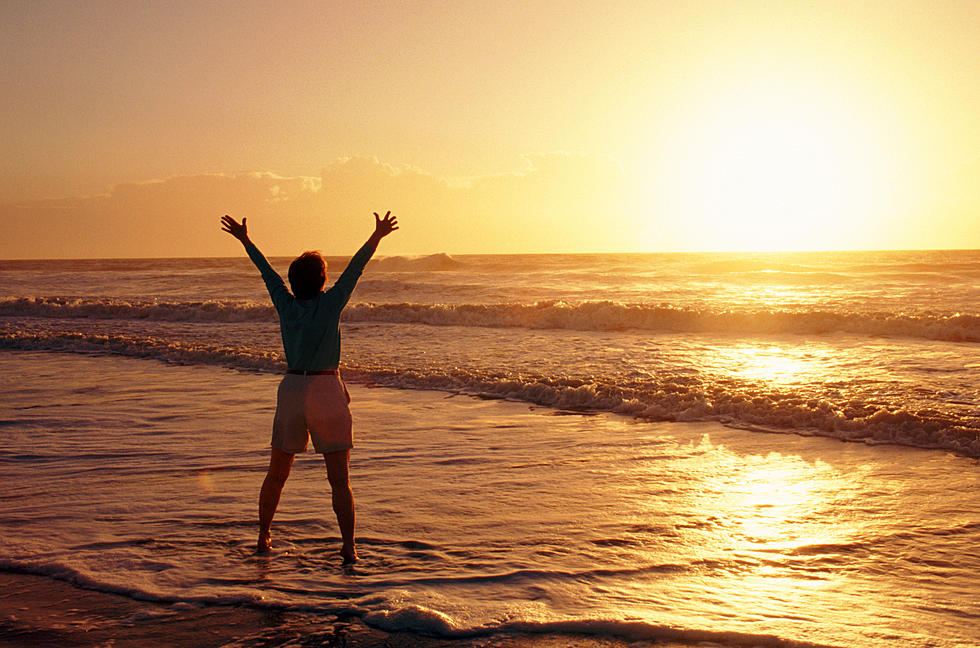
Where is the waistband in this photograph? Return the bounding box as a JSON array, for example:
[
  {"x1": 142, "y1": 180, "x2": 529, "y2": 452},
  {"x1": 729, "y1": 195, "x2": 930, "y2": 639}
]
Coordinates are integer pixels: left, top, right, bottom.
[{"x1": 286, "y1": 369, "x2": 339, "y2": 376}]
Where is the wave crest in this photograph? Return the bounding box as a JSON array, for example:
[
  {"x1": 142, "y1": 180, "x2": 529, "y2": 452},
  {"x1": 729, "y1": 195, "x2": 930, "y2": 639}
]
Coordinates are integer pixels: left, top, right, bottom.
[
  {"x1": 0, "y1": 296, "x2": 276, "y2": 322},
  {"x1": 370, "y1": 252, "x2": 463, "y2": 271},
  {"x1": 2, "y1": 328, "x2": 977, "y2": 458},
  {"x1": 2, "y1": 297, "x2": 978, "y2": 342}
]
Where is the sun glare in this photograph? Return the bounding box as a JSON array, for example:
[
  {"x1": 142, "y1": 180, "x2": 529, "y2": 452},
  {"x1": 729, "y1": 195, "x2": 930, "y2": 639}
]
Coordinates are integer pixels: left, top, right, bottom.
[
  {"x1": 711, "y1": 343, "x2": 834, "y2": 388},
  {"x1": 655, "y1": 80, "x2": 898, "y2": 252}
]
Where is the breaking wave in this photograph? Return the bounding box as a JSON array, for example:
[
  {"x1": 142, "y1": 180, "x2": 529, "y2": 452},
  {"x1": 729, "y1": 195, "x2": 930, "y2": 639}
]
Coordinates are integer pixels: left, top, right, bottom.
[
  {"x1": 2, "y1": 296, "x2": 978, "y2": 342},
  {"x1": 368, "y1": 252, "x2": 463, "y2": 271},
  {"x1": 2, "y1": 328, "x2": 977, "y2": 458}
]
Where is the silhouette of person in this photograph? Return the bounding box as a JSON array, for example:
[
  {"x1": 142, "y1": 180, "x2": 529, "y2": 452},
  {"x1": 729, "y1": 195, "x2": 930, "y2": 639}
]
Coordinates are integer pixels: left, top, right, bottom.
[{"x1": 222, "y1": 211, "x2": 398, "y2": 561}]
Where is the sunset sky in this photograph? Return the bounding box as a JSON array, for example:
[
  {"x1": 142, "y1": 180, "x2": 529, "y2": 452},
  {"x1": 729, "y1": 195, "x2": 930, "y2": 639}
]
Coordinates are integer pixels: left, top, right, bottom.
[{"x1": 2, "y1": 0, "x2": 978, "y2": 257}]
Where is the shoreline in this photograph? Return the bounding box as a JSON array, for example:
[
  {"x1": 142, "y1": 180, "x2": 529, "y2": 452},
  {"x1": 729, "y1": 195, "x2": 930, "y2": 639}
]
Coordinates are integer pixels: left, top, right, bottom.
[
  {"x1": 0, "y1": 570, "x2": 686, "y2": 648},
  {"x1": 2, "y1": 350, "x2": 975, "y2": 648}
]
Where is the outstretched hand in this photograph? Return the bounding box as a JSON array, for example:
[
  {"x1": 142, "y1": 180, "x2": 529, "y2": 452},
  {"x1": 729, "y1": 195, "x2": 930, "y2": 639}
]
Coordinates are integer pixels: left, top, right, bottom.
[
  {"x1": 373, "y1": 211, "x2": 399, "y2": 240},
  {"x1": 221, "y1": 215, "x2": 249, "y2": 243}
]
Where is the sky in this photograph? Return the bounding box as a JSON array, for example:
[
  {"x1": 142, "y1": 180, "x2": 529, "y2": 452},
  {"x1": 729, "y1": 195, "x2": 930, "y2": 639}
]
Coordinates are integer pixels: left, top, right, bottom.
[{"x1": 2, "y1": 0, "x2": 979, "y2": 257}]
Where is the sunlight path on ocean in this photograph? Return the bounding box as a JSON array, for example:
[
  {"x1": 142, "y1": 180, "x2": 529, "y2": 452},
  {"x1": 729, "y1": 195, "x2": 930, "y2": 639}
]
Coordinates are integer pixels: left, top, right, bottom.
[{"x1": 709, "y1": 343, "x2": 828, "y2": 386}]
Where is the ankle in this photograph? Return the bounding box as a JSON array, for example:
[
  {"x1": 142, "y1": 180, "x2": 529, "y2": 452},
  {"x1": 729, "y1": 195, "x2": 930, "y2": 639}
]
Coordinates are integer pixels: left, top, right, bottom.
[{"x1": 257, "y1": 530, "x2": 272, "y2": 552}]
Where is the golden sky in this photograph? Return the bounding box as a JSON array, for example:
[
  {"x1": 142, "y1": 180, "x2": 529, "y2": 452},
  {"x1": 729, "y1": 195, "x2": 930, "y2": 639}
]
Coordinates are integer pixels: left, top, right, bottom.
[{"x1": 2, "y1": 0, "x2": 978, "y2": 257}]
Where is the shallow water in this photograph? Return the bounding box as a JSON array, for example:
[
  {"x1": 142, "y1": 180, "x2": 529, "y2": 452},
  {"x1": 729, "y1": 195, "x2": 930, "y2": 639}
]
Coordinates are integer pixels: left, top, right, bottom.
[
  {"x1": 2, "y1": 251, "x2": 978, "y2": 456},
  {"x1": 2, "y1": 351, "x2": 978, "y2": 647},
  {"x1": 2, "y1": 250, "x2": 978, "y2": 646}
]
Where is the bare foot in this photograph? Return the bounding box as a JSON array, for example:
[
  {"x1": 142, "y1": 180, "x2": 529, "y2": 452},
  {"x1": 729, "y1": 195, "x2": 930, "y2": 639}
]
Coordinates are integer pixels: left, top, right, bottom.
[
  {"x1": 340, "y1": 545, "x2": 358, "y2": 564},
  {"x1": 256, "y1": 531, "x2": 272, "y2": 553}
]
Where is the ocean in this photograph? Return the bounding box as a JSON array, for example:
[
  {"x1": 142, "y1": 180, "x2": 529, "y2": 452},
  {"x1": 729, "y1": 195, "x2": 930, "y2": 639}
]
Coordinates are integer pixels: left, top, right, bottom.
[{"x1": 1, "y1": 250, "x2": 978, "y2": 647}]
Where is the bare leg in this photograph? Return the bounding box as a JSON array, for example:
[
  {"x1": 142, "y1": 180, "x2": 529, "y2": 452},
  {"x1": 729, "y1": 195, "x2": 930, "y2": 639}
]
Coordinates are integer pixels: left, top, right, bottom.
[
  {"x1": 258, "y1": 447, "x2": 295, "y2": 552},
  {"x1": 323, "y1": 449, "x2": 356, "y2": 563}
]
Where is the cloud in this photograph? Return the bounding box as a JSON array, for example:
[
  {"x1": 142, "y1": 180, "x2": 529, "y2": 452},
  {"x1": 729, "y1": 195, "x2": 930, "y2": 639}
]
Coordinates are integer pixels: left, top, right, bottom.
[{"x1": 0, "y1": 154, "x2": 630, "y2": 258}]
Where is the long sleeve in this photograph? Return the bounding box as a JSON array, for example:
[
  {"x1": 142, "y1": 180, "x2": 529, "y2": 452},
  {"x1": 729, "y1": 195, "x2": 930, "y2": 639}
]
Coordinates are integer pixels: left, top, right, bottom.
[
  {"x1": 329, "y1": 240, "x2": 376, "y2": 306},
  {"x1": 244, "y1": 241, "x2": 292, "y2": 313},
  {"x1": 243, "y1": 239, "x2": 374, "y2": 371}
]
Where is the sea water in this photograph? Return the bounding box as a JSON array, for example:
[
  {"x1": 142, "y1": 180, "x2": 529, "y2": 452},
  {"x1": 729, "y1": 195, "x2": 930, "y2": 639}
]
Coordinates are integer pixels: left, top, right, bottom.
[{"x1": 1, "y1": 251, "x2": 978, "y2": 647}]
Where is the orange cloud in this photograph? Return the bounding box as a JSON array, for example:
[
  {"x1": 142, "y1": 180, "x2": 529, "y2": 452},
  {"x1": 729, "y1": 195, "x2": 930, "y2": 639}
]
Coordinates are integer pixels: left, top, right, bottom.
[{"x1": 0, "y1": 154, "x2": 630, "y2": 259}]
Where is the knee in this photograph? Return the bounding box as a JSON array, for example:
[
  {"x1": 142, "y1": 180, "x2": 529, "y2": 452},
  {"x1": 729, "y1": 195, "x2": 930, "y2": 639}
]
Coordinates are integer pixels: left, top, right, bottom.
[
  {"x1": 264, "y1": 471, "x2": 289, "y2": 489},
  {"x1": 327, "y1": 472, "x2": 350, "y2": 491}
]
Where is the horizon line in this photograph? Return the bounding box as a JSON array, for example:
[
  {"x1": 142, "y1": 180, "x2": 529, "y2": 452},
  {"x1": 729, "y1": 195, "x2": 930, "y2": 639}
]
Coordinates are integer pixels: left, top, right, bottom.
[{"x1": 2, "y1": 247, "x2": 979, "y2": 262}]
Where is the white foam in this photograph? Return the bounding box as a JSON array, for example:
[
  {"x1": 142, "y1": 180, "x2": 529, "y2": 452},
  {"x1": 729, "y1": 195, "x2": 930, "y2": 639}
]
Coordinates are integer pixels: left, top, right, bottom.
[
  {"x1": 1, "y1": 328, "x2": 976, "y2": 458},
  {"x1": 0, "y1": 556, "x2": 841, "y2": 647},
  {"x1": 2, "y1": 296, "x2": 977, "y2": 342},
  {"x1": 363, "y1": 604, "x2": 461, "y2": 634},
  {"x1": 0, "y1": 556, "x2": 844, "y2": 648}
]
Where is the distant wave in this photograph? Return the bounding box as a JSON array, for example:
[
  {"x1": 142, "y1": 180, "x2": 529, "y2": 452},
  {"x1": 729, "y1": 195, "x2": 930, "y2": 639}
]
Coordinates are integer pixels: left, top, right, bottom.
[
  {"x1": 0, "y1": 296, "x2": 276, "y2": 323},
  {"x1": 2, "y1": 328, "x2": 977, "y2": 458},
  {"x1": 344, "y1": 302, "x2": 980, "y2": 342},
  {"x1": 369, "y1": 252, "x2": 463, "y2": 271},
  {"x1": 3, "y1": 297, "x2": 978, "y2": 342}
]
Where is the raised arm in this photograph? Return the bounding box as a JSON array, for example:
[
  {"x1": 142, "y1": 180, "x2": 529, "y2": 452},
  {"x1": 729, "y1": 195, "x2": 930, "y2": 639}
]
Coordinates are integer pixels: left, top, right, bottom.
[
  {"x1": 368, "y1": 210, "x2": 399, "y2": 248},
  {"x1": 333, "y1": 211, "x2": 399, "y2": 301},
  {"x1": 221, "y1": 215, "x2": 291, "y2": 311},
  {"x1": 220, "y1": 214, "x2": 251, "y2": 246}
]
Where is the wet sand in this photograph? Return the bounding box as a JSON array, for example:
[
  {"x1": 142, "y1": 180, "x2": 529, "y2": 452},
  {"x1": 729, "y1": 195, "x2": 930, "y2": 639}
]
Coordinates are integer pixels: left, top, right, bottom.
[{"x1": 0, "y1": 571, "x2": 684, "y2": 648}]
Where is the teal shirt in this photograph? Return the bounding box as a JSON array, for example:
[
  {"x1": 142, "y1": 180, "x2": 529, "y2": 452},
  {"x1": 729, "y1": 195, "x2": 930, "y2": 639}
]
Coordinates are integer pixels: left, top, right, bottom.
[{"x1": 245, "y1": 241, "x2": 375, "y2": 370}]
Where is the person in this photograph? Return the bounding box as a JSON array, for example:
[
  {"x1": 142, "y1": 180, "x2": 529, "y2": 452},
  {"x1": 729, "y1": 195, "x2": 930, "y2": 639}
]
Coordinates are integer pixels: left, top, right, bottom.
[{"x1": 221, "y1": 211, "x2": 398, "y2": 562}]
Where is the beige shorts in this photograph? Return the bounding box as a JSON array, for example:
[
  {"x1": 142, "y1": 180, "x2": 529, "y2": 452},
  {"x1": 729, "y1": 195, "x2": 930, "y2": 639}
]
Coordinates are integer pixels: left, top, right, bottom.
[{"x1": 272, "y1": 373, "x2": 352, "y2": 454}]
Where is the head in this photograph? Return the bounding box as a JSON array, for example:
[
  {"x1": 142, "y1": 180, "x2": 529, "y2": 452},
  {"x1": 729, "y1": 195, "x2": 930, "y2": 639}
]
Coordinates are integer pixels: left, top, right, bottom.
[{"x1": 288, "y1": 251, "x2": 326, "y2": 300}]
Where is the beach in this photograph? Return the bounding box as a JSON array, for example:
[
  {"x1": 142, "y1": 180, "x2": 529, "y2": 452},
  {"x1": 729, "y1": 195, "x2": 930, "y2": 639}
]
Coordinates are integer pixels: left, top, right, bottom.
[
  {"x1": 0, "y1": 572, "x2": 671, "y2": 648},
  {"x1": 1, "y1": 251, "x2": 979, "y2": 647},
  {"x1": 2, "y1": 348, "x2": 978, "y2": 647},
  {"x1": 5, "y1": 1, "x2": 980, "y2": 644}
]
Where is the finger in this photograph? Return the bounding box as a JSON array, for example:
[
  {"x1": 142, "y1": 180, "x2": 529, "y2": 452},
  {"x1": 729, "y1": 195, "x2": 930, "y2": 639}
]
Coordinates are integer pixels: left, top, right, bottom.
[
  {"x1": 242, "y1": 217, "x2": 247, "y2": 227},
  {"x1": 385, "y1": 210, "x2": 391, "y2": 218}
]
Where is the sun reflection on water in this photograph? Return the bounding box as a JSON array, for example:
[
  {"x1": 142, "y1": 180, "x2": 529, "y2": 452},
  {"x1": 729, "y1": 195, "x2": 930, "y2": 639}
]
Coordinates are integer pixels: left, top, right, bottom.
[
  {"x1": 674, "y1": 438, "x2": 864, "y2": 618},
  {"x1": 609, "y1": 434, "x2": 874, "y2": 628},
  {"x1": 712, "y1": 343, "x2": 830, "y2": 387},
  {"x1": 719, "y1": 454, "x2": 838, "y2": 549}
]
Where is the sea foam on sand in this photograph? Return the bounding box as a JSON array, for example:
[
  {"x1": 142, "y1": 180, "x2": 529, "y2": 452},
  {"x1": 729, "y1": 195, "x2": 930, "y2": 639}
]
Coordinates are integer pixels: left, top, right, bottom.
[{"x1": 2, "y1": 572, "x2": 698, "y2": 648}]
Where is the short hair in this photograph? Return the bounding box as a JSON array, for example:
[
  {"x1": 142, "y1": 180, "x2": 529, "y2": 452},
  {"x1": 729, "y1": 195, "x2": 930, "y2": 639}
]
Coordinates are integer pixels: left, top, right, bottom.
[{"x1": 288, "y1": 251, "x2": 326, "y2": 300}]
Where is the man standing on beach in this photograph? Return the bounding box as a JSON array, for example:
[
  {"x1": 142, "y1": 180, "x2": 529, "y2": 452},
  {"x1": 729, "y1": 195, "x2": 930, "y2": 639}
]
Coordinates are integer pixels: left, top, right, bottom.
[{"x1": 221, "y1": 211, "x2": 398, "y2": 562}]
